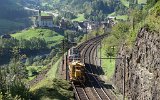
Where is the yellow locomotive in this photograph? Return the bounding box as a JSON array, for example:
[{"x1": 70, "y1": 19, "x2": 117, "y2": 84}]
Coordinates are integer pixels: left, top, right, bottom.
[
  {"x1": 68, "y1": 61, "x2": 85, "y2": 83},
  {"x1": 68, "y1": 47, "x2": 85, "y2": 83}
]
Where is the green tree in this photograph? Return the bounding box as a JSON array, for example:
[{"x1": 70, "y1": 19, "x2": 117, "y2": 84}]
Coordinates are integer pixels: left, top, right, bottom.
[
  {"x1": 25, "y1": 58, "x2": 33, "y2": 66},
  {"x1": 9, "y1": 80, "x2": 31, "y2": 100},
  {"x1": 111, "y1": 22, "x2": 130, "y2": 40}
]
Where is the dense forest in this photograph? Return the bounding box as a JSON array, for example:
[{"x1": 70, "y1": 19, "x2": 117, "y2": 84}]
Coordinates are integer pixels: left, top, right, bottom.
[
  {"x1": 23, "y1": 0, "x2": 121, "y2": 21},
  {"x1": 56, "y1": 0, "x2": 117, "y2": 21}
]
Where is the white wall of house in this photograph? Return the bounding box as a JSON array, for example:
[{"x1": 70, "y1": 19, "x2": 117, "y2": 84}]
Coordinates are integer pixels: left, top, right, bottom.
[
  {"x1": 87, "y1": 23, "x2": 92, "y2": 30},
  {"x1": 35, "y1": 19, "x2": 54, "y2": 28},
  {"x1": 40, "y1": 20, "x2": 53, "y2": 27}
]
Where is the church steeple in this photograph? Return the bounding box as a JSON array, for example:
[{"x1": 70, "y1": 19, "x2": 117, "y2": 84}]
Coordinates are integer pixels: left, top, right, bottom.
[
  {"x1": 38, "y1": 10, "x2": 41, "y2": 26},
  {"x1": 38, "y1": 10, "x2": 41, "y2": 17}
]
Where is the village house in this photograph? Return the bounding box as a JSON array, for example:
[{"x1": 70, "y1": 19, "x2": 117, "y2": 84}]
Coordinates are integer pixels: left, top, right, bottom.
[
  {"x1": 72, "y1": 21, "x2": 103, "y2": 33},
  {"x1": 34, "y1": 10, "x2": 54, "y2": 28},
  {"x1": 77, "y1": 22, "x2": 87, "y2": 32},
  {"x1": 60, "y1": 18, "x2": 68, "y2": 29},
  {"x1": 107, "y1": 17, "x2": 117, "y2": 27}
]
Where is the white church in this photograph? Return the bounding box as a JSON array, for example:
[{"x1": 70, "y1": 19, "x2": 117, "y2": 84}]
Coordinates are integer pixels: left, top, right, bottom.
[{"x1": 34, "y1": 10, "x2": 54, "y2": 28}]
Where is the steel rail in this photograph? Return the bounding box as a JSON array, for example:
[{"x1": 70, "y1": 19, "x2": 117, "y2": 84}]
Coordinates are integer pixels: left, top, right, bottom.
[
  {"x1": 80, "y1": 36, "x2": 111, "y2": 100},
  {"x1": 72, "y1": 34, "x2": 113, "y2": 100},
  {"x1": 86, "y1": 42, "x2": 111, "y2": 100},
  {"x1": 72, "y1": 35, "x2": 105, "y2": 100}
]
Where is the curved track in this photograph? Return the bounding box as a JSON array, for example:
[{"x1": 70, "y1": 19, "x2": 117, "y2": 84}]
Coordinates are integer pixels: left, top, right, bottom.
[
  {"x1": 71, "y1": 34, "x2": 118, "y2": 100},
  {"x1": 73, "y1": 35, "x2": 105, "y2": 100},
  {"x1": 83, "y1": 39, "x2": 110, "y2": 100}
]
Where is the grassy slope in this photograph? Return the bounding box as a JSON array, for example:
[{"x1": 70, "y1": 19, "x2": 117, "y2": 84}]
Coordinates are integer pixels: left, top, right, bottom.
[
  {"x1": 108, "y1": 12, "x2": 116, "y2": 16},
  {"x1": 138, "y1": 0, "x2": 147, "y2": 4},
  {"x1": 72, "y1": 14, "x2": 86, "y2": 22},
  {"x1": 12, "y1": 28, "x2": 64, "y2": 47},
  {"x1": 145, "y1": 1, "x2": 160, "y2": 32},
  {"x1": 26, "y1": 66, "x2": 47, "y2": 81},
  {"x1": 108, "y1": 12, "x2": 128, "y2": 21},
  {"x1": 29, "y1": 58, "x2": 73, "y2": 100},
  {"x1": 0, "y1": 19, "x2": 24, "y2": 34},
  {"x1": 0, "y1": 0, "x2": 30, "y2": 34},
  {"x1": 116, "y1": 15, "x2": 128, "y2": 20},
  {"x1": 30, "y1": 58, "x2": 61, "y2": 91},
  {"x1": 120, "y1": 0, "x2": 147, "y2": 8},
  {"x1": 100, "y1": 47, "x2": 115, "y2": 80},
  {"x1": 120, "y1": 0, "x2": 129, "y2": 8}
]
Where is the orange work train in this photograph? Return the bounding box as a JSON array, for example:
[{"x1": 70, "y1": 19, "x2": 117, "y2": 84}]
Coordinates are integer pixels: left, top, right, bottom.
[{"x1": 68, "y1": 47, "x2": 85, "y2": 83}]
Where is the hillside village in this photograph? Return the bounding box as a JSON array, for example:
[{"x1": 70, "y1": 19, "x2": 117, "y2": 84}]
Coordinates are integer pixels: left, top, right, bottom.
[
  {"x1": 34, "y1": 10, "x2": 115, "y2": 31},
  {"x1": 1, "y1": 0, "x2": 160, "y2": 100}
]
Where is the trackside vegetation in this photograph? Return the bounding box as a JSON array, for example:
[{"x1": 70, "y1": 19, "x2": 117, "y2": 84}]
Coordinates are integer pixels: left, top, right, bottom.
[
  {"x1": 0, "y1": 0, "x2": 159, "y2": 99},
  {"x1": 98, "y1": 0, "x2": 160, "y2": 81}
]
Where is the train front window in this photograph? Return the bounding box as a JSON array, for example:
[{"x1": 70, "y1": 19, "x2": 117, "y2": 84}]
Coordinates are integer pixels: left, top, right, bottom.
[
  {"x1": 69, "y1": 56, "x2": 73, "y2": 62},
  {"x1": 75, "y1": 66, "x2": 80, "y2": 70}
]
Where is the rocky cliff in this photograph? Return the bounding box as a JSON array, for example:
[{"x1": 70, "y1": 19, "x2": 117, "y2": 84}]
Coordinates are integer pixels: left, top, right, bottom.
[{"x1": 114, "y1": 28, "x2": 160, "y2": 100}]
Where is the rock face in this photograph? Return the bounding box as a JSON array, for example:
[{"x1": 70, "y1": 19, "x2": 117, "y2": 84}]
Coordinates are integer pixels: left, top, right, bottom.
[{"x1": 114, "y1": 28, "x2": 160, "y2": 100}]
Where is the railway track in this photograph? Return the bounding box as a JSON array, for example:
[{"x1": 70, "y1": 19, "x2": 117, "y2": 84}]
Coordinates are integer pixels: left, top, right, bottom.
[
  {"x1": 89, "y1": 42, "x2": 118, "y2": 100},
  {"x1": 71, "y1": 34, "x2": 117, "y2": 100},
  {"x1": 72, "y1": 35, "x2": 104, "y2": 100},
  {"x1": 84, "y1": 40, "x2": 111, "y2": 100},
  {"x1": 72, "y1": 82, "x2": 89, "y2": 100}
]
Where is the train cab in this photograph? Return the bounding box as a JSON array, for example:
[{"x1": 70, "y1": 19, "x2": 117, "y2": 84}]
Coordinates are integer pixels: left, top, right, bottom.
[
  {"x1": 68, "y1": 61, "x2": 85, "y2": 83},
  {"x1": 68, "y1": 47, "x2": 81, "y2": 63}
]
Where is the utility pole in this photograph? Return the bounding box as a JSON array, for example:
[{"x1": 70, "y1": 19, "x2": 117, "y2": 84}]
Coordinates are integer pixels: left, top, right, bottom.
[
  {"x1": 66, "y1": 32, "x2": 69, "y2": 80},
  {"x1": 96, "y1": 43, "x2": 98, "y2": 70},
  {"x1": 65, "y1": 31, "x2": 78, "y2": 80},
  {"x1": 62, "y1": 39, "x2": 65, "y2": 72},
  {"x1": 66, "y1": 54, "x2": 68, "y2": 80},
  {"x1": 86, "y1": 24, "x2": 88, "y2": 41},
  {"x1": 100, "y1": 39, "x2": 102, "y2": 67},
  {"x1": 132, "y1": 17, "x2": 135, "y2": 30},
  {"x1": 123, "y1": 56, "x2": 126, "y2": 100}
]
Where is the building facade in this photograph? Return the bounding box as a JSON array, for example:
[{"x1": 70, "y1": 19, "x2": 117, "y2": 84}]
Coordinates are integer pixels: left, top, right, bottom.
[{"x1": 34, "y1": 10, "x2": 54, "y2": 28}]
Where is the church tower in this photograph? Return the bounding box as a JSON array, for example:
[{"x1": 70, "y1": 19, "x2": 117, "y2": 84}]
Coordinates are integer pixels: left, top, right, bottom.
[{"x1": 38, "y1": 10, "x2": 41, "y2": 26}]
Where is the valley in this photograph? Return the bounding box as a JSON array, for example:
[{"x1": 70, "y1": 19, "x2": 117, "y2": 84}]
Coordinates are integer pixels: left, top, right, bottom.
[{"x1": 0, "y1": 0, "x2": 160, "y2": 100}]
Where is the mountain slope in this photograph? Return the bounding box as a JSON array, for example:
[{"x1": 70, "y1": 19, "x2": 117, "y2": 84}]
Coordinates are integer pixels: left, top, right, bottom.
[
  {"x1": 0, "y1": 0, "x2": 31, "y2": 35},
  {"x1": 113, "y1": 1, "x2": 160, "y2": 99}
]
